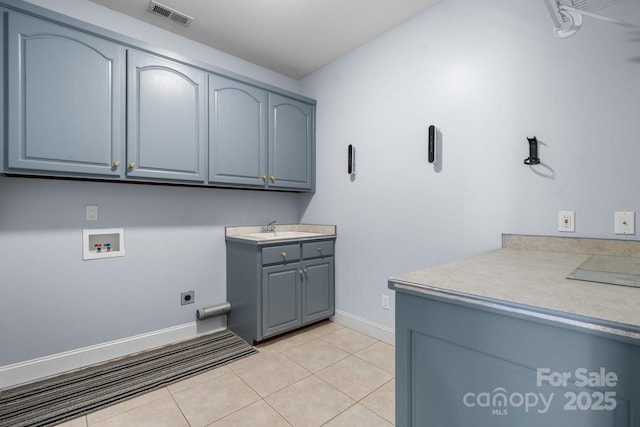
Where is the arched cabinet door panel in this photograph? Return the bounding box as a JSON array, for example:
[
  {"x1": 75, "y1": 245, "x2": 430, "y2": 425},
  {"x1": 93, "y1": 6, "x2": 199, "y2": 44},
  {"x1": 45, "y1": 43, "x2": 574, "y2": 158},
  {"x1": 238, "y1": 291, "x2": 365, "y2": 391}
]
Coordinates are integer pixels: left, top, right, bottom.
[
  {"x1": 208, "y1": 75, "x2": 267, "y2": 187},
  {"x1": 126, "y1": 50, "x2": 206, "y2": 182},
  {"x1": 7, "y1": 12, "x2": 125, "y2": 177},
  {"x1": 268, "y1": 94, "x2": 315, "y2": 191}
]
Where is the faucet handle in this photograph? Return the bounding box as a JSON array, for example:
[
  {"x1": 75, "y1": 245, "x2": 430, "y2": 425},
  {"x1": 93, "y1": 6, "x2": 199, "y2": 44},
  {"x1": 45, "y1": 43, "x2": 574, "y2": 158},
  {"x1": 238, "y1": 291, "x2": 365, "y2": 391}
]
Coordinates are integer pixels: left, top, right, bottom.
[{"x1": 262, "y1": 220, "x2": 278, "y2": 233}]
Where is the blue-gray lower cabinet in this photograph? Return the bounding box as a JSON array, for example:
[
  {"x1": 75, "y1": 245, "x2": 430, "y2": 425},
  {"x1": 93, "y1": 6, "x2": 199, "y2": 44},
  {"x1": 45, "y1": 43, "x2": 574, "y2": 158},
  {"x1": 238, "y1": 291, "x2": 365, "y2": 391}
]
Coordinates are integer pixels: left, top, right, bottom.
[
  {"x1": 262, "y1": 263, "x2": 303, "y2": 337},
  {"x1": 227, "y1": 238, "x2": 335, "y2": 343},
  {"x1": 6, "y1": 11, "x2": 125, "y2": 177},
  {"x1": 301, "y1": 257, "x2": 334, "y2": 324},
  {"x1": 126, "y1": 50, "x2": 207, "y2": 182},
  {"x1": 391, "y1": 287, "x2": 640, "y2": 427}
]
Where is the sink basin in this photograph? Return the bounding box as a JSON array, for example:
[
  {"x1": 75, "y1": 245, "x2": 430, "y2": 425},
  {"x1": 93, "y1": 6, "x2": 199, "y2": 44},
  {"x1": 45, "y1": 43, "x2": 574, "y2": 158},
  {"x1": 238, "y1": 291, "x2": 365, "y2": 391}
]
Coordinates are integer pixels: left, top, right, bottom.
[{"x1": 240, "y1": 231, "x2": 324, "y2": 241}]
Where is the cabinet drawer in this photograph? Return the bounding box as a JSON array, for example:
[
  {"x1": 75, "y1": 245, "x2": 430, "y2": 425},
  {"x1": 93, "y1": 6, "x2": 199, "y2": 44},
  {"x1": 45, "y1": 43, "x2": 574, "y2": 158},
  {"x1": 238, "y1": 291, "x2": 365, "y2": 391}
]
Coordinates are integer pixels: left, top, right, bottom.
[
  {"x1": 262, "y1": 244, "x2": 301, "y2": 265},
  {"x1": 302, "y1": 241, "x2": 334, "y2": 259}
]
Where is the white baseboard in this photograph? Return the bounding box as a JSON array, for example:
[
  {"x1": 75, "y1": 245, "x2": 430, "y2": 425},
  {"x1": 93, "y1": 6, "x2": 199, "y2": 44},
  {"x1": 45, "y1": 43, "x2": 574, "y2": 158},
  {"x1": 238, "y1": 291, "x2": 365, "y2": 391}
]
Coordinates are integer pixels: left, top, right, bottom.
[
  {"x1": 1, "y1": 312, "x2": 391, "y2": 389},
  {"x1": 0, "y1": 316, "x2": 226, "y2": 389},
  {"x1": 331, "y1": 310, "x2": 395, "y2": 345}
]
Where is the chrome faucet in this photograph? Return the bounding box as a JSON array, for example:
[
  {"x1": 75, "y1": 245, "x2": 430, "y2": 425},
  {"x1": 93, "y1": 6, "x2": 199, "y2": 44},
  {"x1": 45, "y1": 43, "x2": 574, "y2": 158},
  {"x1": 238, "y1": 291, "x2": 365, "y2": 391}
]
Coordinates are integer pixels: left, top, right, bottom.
[{"x1": 262, "y1": 220, "x2": 277, "y2": 233}]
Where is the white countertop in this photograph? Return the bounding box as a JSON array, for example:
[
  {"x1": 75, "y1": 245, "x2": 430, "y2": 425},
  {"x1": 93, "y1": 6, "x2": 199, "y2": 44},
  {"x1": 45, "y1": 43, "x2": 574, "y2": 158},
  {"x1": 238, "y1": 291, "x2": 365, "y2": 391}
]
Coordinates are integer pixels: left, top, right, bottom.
[
  {"x1": 389, "y1": 235, "x2": 640, "y2": 339},
  {"x1": 225, "y1": 224, "x2": 336, "y2": 244}
]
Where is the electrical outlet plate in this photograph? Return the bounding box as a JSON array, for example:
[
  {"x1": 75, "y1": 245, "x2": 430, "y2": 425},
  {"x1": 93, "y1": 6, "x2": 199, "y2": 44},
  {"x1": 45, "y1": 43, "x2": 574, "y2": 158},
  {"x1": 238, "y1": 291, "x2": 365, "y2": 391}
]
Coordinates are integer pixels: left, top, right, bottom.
[
  {"x1": 558, "y1": 211, "x2": 575, "y2": 232},
  {"x1": 382, "y1": 294, "x2": 390, "y2": 310},
  {"x1": 86, "y1": 205, "x2": 98, "y2": 221},
  {"x1": 181, "y1": 291, "x2": 194, "y2": 305},
  {"x1": 615, "y1": 211, "x2": 635, "y2": 235}
]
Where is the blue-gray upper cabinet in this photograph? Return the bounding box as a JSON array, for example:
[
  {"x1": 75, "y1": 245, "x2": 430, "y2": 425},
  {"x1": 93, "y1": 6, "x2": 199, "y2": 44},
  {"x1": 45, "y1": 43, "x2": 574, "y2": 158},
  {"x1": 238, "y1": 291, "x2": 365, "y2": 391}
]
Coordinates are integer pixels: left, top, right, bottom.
[
  {"x1": 6, "y1": 12, "x2": 125, "y2": 177},
  {"x1": 208, "y1": 74, "x2": 267, "y2": 187},
  {"x1": 126, "y1": 50, "x2": 207, "y2": 182},
  {"x1": 209, "y1": 77, "x2": 315, "y2": 192},
  {"x1": 268, "y1": 94, "x2": 315, "y2": 191}
]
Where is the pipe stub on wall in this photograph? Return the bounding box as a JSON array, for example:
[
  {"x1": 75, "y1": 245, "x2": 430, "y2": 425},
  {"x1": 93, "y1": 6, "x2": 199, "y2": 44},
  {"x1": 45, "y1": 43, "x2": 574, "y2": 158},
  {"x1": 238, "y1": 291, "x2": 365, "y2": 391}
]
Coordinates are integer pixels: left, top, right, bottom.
[{"x1": 196, "y1": 302, "x2": 231, "y2": 320}]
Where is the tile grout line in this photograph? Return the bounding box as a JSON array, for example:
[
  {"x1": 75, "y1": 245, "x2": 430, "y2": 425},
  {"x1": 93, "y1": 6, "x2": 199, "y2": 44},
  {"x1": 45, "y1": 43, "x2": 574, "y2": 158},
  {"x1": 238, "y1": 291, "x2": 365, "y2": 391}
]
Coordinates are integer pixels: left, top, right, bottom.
[
  {"x1": 166, "y1": 384, "x2": 194, "y2": 427},
  {"x1": 62, "y1": 323, "x2": 394, "y2": 426},
  {"x1": 261, "y1": 395, "x2": 296, "y2": 427},
  {"x1": 249, "y1": 331, "x2": 387, "y2": 426}
]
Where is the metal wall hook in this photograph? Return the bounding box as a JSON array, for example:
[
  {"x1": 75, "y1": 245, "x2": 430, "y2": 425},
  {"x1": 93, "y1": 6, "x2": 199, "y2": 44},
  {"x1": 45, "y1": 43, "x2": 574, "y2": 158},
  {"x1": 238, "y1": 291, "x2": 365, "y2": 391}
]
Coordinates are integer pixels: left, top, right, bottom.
[{"x1": 524, "y1": 136, "x2": 540, "y2": 165}]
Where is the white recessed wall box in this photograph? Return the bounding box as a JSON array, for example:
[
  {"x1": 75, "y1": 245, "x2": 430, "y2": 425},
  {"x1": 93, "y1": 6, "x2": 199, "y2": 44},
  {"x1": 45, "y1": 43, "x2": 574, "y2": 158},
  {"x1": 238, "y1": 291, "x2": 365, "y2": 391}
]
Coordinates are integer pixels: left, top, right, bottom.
[{"x1": 83, "y1": 228, "x2": 125, "y2": 260}]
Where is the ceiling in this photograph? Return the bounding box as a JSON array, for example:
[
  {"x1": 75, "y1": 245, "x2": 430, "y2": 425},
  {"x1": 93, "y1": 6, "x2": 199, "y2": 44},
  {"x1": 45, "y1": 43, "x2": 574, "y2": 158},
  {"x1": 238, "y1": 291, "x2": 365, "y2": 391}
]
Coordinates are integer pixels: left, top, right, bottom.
[{"x1": 87, "y1": 0, "x2": 441, "y2": 79}]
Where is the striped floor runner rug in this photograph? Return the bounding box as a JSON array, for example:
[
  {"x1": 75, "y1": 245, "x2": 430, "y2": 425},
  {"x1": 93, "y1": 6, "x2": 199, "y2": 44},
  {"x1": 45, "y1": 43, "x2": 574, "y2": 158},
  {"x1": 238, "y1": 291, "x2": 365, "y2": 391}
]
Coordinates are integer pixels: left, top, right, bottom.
[{"x1": 0, "y1": 329, "x2": 256, "y2": 427}]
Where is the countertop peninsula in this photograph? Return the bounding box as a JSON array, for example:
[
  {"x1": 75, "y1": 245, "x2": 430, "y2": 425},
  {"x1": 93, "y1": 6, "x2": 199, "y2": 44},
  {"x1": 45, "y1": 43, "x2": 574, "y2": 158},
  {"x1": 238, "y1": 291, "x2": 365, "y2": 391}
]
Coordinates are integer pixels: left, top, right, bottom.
[{"x1": 389, "y1": 234, "x2": 640, "y2": 340}]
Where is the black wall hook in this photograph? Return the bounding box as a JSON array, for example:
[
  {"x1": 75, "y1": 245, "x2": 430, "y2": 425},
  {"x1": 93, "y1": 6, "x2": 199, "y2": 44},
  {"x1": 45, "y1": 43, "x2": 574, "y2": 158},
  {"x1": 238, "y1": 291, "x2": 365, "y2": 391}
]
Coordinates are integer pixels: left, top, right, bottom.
[{"x1": 524, "y1": 136, "x2": 540, "y2": 165}]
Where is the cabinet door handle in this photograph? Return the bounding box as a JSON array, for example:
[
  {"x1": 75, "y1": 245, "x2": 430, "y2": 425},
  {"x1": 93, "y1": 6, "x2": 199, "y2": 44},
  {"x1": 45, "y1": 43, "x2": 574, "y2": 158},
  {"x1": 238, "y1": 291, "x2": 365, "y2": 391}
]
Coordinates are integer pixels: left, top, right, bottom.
[
  {"x1": 261, "y1": 175, "x2": 267, "y2": 182},
  {"x1": 280, "y1": 251, "x2": 287, "y2": 257},
  {"x1": 270, "y1": 175, "x2": 275, "y2": 182},
  {"x1": 128, "y1": 162, "x2": 136, "y2": 169},
  {"x1": 298, "y1": 269, "x2": 304, "y2": 275},
  {"x1": 113, "y1": 161, "x2": 120, "y2": 168},
  {"x1": 303, "y1": 267, "x2": 308, "y2": 273}
]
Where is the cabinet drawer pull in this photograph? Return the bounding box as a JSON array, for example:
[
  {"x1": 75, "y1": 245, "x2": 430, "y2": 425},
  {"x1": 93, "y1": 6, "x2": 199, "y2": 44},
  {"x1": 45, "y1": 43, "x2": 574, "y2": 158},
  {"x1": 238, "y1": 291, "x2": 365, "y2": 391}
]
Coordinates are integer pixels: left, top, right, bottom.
[
  {"x1": 113, "y1": 160, "x2": 120, "y2": 168},
  {"x1": 280, "y1": 251, "x2": 287, "y2": 257},
  {"x1": 128, "y1": 162, "x2": 136, "y2": 169},
  {"x1": 317, "y1": 247, "x2": 323, "y2": 253}
]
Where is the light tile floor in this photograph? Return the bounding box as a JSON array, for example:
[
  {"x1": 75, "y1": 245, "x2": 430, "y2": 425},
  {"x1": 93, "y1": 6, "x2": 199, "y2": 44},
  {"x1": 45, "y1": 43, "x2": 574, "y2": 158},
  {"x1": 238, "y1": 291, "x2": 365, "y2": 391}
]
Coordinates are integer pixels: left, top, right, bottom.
[{"x1": 55, "y1": 321, "x2": 395, "y2": 427}]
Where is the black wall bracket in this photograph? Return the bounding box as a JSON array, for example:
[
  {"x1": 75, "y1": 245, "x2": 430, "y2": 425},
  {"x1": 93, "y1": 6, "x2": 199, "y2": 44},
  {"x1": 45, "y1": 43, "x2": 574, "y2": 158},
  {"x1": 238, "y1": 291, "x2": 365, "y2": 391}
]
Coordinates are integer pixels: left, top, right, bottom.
[{"x1": 524, "y1": 136, "x2": 540, "y2": 165}]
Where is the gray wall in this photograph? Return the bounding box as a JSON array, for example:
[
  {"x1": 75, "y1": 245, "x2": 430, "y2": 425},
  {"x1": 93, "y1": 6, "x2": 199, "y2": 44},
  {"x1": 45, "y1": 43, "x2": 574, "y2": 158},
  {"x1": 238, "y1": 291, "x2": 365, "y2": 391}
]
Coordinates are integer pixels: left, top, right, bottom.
[
  {"x1": 300, "y1": 0, "x2": 640, "y2": 330},
  {"x1": 2, "y1": 0, "x2": 639, "y2": 366},
  {"x1": 0, "y1": 178, "x2": 304, "y2": 364},
  {"x1": 0, "y1": 0, "x2": 306, "y2": 365}
]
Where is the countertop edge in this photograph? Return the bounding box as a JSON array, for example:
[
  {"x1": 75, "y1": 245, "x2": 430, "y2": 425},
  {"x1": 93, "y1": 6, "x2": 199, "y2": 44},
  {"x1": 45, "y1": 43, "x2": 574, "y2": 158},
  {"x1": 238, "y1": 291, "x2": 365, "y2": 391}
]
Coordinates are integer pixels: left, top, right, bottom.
[
  {"x1": 225, "y1": 223, "x2": 336, "y2": 244},
  {"x1": 388, "y1": 279, "x2": 640, "y2": 342},
  {"x1": 225, "y1": 234, "x2": 337, "y2": 245}
]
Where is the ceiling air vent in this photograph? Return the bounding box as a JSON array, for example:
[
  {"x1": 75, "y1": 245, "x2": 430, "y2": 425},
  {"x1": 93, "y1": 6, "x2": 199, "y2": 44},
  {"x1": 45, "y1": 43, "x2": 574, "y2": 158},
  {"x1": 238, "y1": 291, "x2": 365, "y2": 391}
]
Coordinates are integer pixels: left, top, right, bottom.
[{"x1": 147, "y1": 0, "x2": 193, "y2": 26}]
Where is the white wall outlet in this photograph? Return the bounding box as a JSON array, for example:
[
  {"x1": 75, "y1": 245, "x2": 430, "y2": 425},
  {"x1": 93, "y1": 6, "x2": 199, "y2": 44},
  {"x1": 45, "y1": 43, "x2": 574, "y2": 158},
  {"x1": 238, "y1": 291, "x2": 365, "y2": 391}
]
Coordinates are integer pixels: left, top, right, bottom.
[
  {"x1": 558, "y1": 211, "x2": 575, "y2": 232},
  {"x1": 382, "y1": 294, "x2": 390, "y2": 310},
  {"x1": 86, "y1": 205, "x2": 98, "y2": 221},
  {"x1": 615, "y1": 211, "x2": 635, "y2": 235}
]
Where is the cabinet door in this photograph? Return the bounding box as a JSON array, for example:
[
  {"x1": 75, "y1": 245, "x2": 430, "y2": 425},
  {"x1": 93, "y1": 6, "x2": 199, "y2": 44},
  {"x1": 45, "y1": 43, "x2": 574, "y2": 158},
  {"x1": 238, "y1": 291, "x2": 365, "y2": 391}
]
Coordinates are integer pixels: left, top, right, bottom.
[
  {"x1": 395, "y1": 291, "x2": 638, "y2": 427},
  {"x1": 262, "y1": 263, "x2": 302, "y2": 338},
  {"x1": 209, "y1": 75, "x2": 267, "y2": 187},
  {"x1": 7, "y1": 12, "x2": 125, "y2": 177},
  {"x1": 301, "y1": 257, "x2": 334, "y2": 324},
  {"x1": 127, "y1": 50, "x2": 206, "y2": 182},
  {"x1": 268, "y1": 94, "x2": 314, "y2": 190}
]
